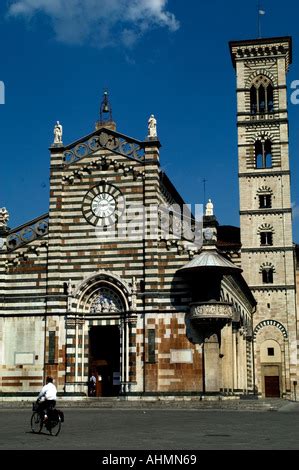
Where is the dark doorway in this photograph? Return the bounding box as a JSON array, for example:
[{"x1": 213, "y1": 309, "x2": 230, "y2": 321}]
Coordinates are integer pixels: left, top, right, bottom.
[
  {"x1": 89, "y1": 325, "x2": 121, "y2": 397},
  {"x1": 265, "y1": 376, "x2": 280, "y2": 397}
]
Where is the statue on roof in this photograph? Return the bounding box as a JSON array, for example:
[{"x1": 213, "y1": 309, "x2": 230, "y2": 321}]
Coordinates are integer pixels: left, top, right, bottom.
[
  {"x1": 0, "y1": 207, "x2": 9, "y2": 229},
  {"x1": 205, "y1": 199, "x2": 214, "y2": 216},
  {"x1": 53, "y1": 121, "x2": 63, "y2": 144},
  {"x1": 148, "y1": 114, "x2": 157, "y2": 139}
]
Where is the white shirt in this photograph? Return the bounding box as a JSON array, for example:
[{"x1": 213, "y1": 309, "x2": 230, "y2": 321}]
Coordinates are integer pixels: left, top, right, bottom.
[{"x1": 38, "y1": 382, "x2": 57, "y2": 401}]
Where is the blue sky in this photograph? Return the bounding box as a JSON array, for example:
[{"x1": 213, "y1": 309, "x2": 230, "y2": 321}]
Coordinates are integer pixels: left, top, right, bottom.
[{"x1": 0, "y1": 0, "x2": 298, "y2": 241}]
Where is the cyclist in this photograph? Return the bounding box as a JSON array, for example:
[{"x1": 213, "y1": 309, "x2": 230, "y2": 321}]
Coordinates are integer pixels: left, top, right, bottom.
[{"x1": 36, "y1": 376, "x2": 57, "y2": 422}]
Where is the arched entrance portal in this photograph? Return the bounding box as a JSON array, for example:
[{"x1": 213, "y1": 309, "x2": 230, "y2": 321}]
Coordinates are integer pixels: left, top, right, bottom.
[
  {"x1": 88, "y1": 285, "x2": 126, "y2": 397},
  {"x1": 253, "y1": 320, "x2": 288, "y2": 398},
  {"x1": 70, "y1": 272, "x2": 132, "y2": 398}
]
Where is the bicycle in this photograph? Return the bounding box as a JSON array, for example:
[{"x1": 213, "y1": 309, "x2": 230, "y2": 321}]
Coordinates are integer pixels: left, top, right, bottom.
[{"x1": 31, "y1": 402, "x2": 63, "y2": 436}]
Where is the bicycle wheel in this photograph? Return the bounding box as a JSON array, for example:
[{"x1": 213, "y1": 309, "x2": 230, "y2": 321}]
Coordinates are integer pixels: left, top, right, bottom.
[
  {"x1": 48, "y1": 415, "x2": 61, "y2": 436},
  {"x1": 31, "y1": 412, "x2": 43, "y2": 433}
]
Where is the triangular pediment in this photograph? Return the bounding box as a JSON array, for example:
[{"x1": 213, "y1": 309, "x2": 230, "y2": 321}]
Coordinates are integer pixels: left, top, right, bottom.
[{"x1": 61, "y1": 126, "x2": 154, "y2": 166}]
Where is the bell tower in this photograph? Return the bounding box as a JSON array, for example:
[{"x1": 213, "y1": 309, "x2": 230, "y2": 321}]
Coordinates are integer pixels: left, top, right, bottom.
[{"x1": 229, "y1": 37, "x2": 298, "y2": 399}]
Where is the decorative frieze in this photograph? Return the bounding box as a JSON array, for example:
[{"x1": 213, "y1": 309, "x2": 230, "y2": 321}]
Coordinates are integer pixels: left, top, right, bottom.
[
  {"x1": 189, "y1": 302, "x2": 233, "y2": 322},
  {"x1": 63, "y1": 129, "x2": 146, "y2": 165},
  {"x1": 6, "y1": 215, "x2": 49, "y2": 252},
  {"x1": 62, "y1": 156, "x2": 145, "y2": 185}
]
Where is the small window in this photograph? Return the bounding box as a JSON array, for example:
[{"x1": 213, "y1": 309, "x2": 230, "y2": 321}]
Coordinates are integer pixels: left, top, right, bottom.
[
  {"x1": 259, "y1": 195, "x2": 272, "y2": 209},
  {"x1": 148, "y1": 329, "x2": 155, "y2": 363},
  {"x1": 267, "y1": 347, "x2": 274, "y2": 356},
  {"x1": 260, "y1": 232, "x2": 273, "y2": 246},
  {"x1": 262, "y1": 269, "x2": 274, "y2": 284},
  {"x1": 48, "y1": 331, "x2": 56, "y2": 364}
]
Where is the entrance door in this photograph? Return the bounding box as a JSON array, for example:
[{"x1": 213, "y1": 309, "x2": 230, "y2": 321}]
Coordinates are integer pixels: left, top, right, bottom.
[
  {"x1": 264, "y1": 376, "x2": 280, "y2": 397},
  {"x1": 89, "y1": 325, "x2": 121, "y2": 397}
]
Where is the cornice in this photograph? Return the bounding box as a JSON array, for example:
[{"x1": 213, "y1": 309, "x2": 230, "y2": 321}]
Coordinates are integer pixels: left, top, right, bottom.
[{"x1": 229, "y1": 36, "x2": 292, "y2": 70}]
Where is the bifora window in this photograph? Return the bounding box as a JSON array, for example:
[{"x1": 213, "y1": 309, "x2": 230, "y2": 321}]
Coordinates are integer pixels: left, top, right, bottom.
[
  {"x1": 260, "y1": 231, "x2": 273, "y2": 246},
  {"x1": 255, "y1": 140, "x2": 272, "y2": 169},
  {"x1": 250, "y1": 76, "x2": 274, "y2": 114},
  {"x1": 259, "y1": 194, "x2": 272, "y2": 208},
  {"x1": 262, "y1": 268, "x2": 274, "y2": 284}
]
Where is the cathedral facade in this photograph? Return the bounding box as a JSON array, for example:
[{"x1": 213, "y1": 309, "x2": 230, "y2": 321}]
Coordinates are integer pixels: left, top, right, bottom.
[{"x1": 0, "y1": 35, "x2": 298, "y2": 400}]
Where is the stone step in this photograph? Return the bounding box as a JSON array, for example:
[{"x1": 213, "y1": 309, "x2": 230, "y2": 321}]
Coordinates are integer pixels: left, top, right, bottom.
[{"x1": 0, "y1": 397, "x2": 288, "y2": 411}]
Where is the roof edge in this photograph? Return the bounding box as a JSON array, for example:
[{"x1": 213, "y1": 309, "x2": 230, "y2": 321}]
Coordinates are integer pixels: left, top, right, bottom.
[{"x1": 229, "y1": 36, "x2": 292, "y2": 68}]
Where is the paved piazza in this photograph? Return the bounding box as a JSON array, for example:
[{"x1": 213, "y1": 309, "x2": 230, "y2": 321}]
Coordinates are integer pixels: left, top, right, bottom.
[{"x1": 0, "y1": 405, "x2": 298, "y2": 450}]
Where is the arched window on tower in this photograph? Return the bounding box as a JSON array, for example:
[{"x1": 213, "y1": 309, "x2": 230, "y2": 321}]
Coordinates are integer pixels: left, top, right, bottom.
[
  {"x1": 257, "y1": 186, "x2": 273, "y2": 209},
  {"x1": 258, "y1": 223, "x2": 274, "y2": 247},
  {"x1": 250, "y1": 76, "x2": 274, "y2": 114},
  {"x1": 259, "y1": 194, "x2": 272, "y2": 208},
  {"x1": 260, "y1": 263, "x2": 275, "y2": 284},
  {"x1": 262, "y1": 268, "x2": 274, "y2": 284},
  {"x1": 255, "y1": 139, "x2": 273, "y2": 169},
  {"x1": 260, "y1": 231, "x2": 273, "y2": 246}
]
